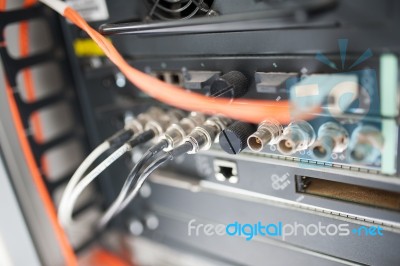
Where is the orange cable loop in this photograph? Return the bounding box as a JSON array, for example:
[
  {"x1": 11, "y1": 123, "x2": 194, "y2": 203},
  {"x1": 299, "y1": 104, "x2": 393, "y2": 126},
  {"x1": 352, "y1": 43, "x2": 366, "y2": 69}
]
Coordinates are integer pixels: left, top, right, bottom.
[{"x1": 64, "y1": 7, "x2": 320, "y2": 125}]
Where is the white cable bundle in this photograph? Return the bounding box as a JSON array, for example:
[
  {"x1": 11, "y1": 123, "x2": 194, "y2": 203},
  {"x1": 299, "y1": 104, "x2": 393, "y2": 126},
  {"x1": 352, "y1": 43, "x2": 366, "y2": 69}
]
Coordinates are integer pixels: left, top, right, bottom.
[
  {"x1": 57, "y1": 142, "x2": 110, "y2": 221},
  {"x1": 59, "y1": 143, "x2": 131, "y2": 227}
]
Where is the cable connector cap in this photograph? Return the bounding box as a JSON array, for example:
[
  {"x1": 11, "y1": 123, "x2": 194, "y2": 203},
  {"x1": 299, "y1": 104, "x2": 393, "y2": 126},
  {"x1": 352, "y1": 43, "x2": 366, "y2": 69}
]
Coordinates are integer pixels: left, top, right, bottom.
[
  {"x1": 220, "y1": 121, "x2": 257, "y2": 154},
  {"x1": 210, "y1": 71, "x2": 249, "y2": 99}
]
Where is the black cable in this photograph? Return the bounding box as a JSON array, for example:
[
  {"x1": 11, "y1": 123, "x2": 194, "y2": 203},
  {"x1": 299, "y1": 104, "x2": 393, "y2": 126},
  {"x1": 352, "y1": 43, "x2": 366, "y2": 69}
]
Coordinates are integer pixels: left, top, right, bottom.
[
  {"x1": 96, "y1": 140, "x2": 183, "y2": 230},
  {"x1": 112, "y1": 141, "x2": 193, "y2": 218},
  {"x1": 96, "y1": 142, "x2": 193, "y2": 231},
  {"x1": 123, "y1": 139, "x2": 168, "y2": 193},
  {"x1": 95, "y1": 153, "x2": 171, "y2": 231},
  {"x1": 114, "y1": 130, "x2": 156, "y2": 190},
  {"x1": 107, "y1": 128, "x2": 135, "y2": 149},
  {"x1": 96, "y1": 135, "x2": 169, "y2": 231},
  {"x1": 127, "y1": 129, "x2": 155, "y2": 147},
  {"x1": 114, "y1": 130, "x2": 160, "y2": 198}
]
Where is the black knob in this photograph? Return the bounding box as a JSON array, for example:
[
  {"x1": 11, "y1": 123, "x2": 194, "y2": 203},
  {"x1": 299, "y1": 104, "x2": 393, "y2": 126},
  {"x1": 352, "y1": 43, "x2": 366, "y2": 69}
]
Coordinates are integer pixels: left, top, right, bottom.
[
  {"x1": 219, "y1": 121, "x2": 256, "y2": 154},
  {"x1": 210, "y1": 71, "x2": 249, "y2": 98}
]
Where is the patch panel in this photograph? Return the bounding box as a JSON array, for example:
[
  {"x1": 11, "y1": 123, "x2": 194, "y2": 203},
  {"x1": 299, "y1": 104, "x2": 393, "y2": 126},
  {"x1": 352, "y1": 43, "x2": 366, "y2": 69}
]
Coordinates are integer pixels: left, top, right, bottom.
[
  {"x1": 238, "y1": 118, "x2": 385, "y2": 172},
  {"x1": 131, "y1": 53, "x2": 391, "y2": 169}
]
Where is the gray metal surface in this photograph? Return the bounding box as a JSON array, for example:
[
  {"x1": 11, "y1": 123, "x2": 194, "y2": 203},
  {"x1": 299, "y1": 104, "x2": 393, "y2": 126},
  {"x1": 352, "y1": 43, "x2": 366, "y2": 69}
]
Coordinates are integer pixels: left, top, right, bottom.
[
  {"x1": 179, "y1": 149, "x2": 400, "y2": 226},
  {"x1": 143, "y1": 172, "x2": 400, "y2": 265},
  {"x1": 0, "y1": 150, "x2": 41, "y2": 266}
]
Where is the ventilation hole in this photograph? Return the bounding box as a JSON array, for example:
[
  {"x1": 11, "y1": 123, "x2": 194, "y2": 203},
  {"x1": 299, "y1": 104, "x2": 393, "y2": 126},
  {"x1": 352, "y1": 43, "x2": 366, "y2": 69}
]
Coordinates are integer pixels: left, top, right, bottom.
[
  {"x1": 29, "y1": 102, "x2": 75, "y2": 143},
  {"x1": 171, "y1": 73, "x2": 182, "y2": 85},
  {"x1": 42, "y1": 139, "x2": 84, "y2": 182},
  {"x1": 156, "y1": 73, "x2": 165, "y2": 81},
  {"x1": 17, "y1": 62, "x2": 63, "y2": 102},
  {"x1": 5, "y1": 19, "x2": 53, "y2": 59}
]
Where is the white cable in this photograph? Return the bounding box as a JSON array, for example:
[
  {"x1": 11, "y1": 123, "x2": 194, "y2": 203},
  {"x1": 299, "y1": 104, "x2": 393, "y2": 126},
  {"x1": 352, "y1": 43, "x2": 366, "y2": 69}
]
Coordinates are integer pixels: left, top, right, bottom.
[
  {"x1": 58, "y1": 142, "x2": 110, "y2": 219},
  {"x1": 59, "y1": 143, "x2": 131, "y2": 226},
  {"x1": 39, "y1": 0, "x2": 68, "y2": 15}
]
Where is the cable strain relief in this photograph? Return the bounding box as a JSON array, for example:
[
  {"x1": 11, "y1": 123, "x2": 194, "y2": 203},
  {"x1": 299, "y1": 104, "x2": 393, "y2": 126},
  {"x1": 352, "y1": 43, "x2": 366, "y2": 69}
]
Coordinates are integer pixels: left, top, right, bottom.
[
  {"x1": 170, "y1": 142, "x2": 193, "y2": 158},
  {"x1": 108, "y1": 129, "x2": 135, "y2": 149},
  {"x1": 127, "y1": 130, "x2": 155, "y2": 147}
]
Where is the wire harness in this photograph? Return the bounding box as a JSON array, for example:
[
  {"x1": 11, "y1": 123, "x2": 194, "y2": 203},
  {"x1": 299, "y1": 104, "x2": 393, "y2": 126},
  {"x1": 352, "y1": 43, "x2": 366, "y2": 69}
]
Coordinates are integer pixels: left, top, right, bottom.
[
  {"x1": 58, "y1": 108, "x2": 183, "y2": 226},
  {"x1": 97, "y1": 115, "x2": 232, "y2": 229},
  {"x1": 57, "y1": 107, "x2": 164, "y2": 223}
]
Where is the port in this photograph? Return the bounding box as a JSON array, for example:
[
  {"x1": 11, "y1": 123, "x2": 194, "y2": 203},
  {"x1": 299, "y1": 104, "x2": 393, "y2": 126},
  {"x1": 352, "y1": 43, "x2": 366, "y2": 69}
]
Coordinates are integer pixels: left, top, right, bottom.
[
  {"x1": 310, "y1": 122, "x2": 349, "y2": 161},
  {"x1": 248, "y1": 135, "x2": 264, "y2": 151},
  {"x1": 156, "y1": 73, "x2": 165, "y2": 81},
  {"x1": 213, "y1": 159, "x2": 238, "y2": 184},
  {"x1": 295, "y1": 175, "x2": 400, "y2": 212},
  {"x1": 153, "y1": 71, "x2": 183, "y2": 85},
  {"x1": 347, "y1": 125, "x2": 383, "y2": 164},
  {"x1": 247, "y1": 120, "x2": 282, "y2": 152},
  {"x1": 170, "y1": 73, "x2": 183, "y2": 85},
  {"x1": 277, "y1": 121, "x2": 315, "y2": 155}
]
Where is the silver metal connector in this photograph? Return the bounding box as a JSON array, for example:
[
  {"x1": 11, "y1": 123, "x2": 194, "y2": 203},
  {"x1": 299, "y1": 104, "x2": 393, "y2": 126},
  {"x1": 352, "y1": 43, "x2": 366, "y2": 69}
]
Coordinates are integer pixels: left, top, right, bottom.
[
  {"x1": 277, "y1": 120, "x2": 316, "y2": 155},
  {"x1": 247, "y1": 119, "x2": 283, "y2": 152},
  {"x1": 185, "y1": 115, "x2": 233, "y2": 154},
  {"x1": 348, "y1": 125, "x2": 383, "y2": 164},
  {"x1": 310, "y1": 122, "x2": 349, "y2": 160},
  {"x1": 162, "y1": 112, "x2": 206, "y2": 150},
  {"x1": 124, "y1": 107, "x2": 165, "y2": 134},
  {"x1": 145, "y1": 109, "x2": 186, "y2": 139}
]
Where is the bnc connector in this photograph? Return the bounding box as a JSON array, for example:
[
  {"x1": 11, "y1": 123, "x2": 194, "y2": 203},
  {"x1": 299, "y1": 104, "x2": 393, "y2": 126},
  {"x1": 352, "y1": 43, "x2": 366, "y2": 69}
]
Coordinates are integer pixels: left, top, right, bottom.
[
  {"x1": 247, "y1": 119, "x2": 283, "y2": 152},
  {"x1": 185, "y1": 115, "x2": 233, "y2": 154},
  {"x1": 310, "y1": 122, "x2": 349, "y2": 161},
  {"x1": 145, "y1": 109, "x2": 186, "y2": 138},
  {"x1": 162, "y1": 112, "x2": 206, "y2": 150},
  {"x1": 348, "y1": 125, "x2": 383, "y2": 164},
  {"x1": 124, "y1": 107, "x2": 165, "y2": 134},
  {"x1": 277, "y1": 120, "x2": 316, "y2": 155}
]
